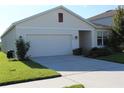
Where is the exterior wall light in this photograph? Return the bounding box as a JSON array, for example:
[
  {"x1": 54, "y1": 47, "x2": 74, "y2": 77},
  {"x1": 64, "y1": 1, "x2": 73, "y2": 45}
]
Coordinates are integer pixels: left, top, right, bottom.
[{"x1": 75, "y1": 36, "x2": 78, "y2": 39}]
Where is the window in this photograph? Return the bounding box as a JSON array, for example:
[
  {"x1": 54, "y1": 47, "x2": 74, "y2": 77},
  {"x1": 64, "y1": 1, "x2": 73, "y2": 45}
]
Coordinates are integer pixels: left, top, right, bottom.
[
  {"x1": 103, "y1": 32, "x2": 108, "y2": 45},
  {"x1": 97, "y1": 31, "x2": 109, "y2": 46},
  {"x1": 58, "y1": 13, "x2": 63, "y2": 22},
  {"x1": 97, "y1": 31, "x2": 102, "y2": 46}
]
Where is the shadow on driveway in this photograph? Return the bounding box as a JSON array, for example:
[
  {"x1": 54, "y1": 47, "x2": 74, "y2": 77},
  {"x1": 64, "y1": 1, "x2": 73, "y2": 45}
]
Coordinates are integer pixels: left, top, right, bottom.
[
  {"x1": 21, "y1": 60, "x2": 47, "y2": 69},
  {"x1": 33, "y1": 55, "x2": 124, "y2": 71}
]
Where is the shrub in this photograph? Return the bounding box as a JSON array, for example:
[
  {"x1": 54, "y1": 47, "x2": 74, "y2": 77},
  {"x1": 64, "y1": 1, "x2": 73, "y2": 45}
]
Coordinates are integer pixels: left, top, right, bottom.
[
  {"x1": 16, "y1": 36, "x2": 30, "y2": 60},
  {"x1": 90, "y1": 47, "x2": 98, "y2": 51},
  {"x1": 106, "y1": 31, "x2": 122, "y2": 52},
  {"x1": 73, "y1": 48, "x2": 83, "y2": 55},
  {"x1": 0, "y1": 43, "x2": 1, "y2": 51},
  {"x1": 87, "y1": 47, "x2": 113, "y2": 58}
]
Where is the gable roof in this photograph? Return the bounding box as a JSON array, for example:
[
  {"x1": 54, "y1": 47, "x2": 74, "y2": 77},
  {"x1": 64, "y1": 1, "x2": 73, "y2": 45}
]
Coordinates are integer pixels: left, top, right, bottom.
[
  {"x1": 88, "y1": 10, "x2": 116, "y2": 21},
  {"x1": 1, "y1": 5, "x2": 108, "y2": 38},
  {"x1": 14, "y1": 5, "x2": 97, "y2": 27}
]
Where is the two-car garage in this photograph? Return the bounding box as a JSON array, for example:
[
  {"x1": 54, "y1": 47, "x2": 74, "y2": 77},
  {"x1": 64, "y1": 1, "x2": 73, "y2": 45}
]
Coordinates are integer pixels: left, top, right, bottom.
[{"x1": 27, "y1": 34, "x2": 73, "y2": 57}]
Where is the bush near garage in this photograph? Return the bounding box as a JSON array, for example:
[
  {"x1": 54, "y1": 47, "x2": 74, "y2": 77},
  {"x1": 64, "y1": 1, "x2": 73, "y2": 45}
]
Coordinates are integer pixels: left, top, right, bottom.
[
  {"x1": 16, "y1": 36, "x2": 30, "y2": 60},
  {"x1": 87, "y1": 47, "x2": 113, "y2": 58},
  {"x1": 73, "y1": 48, "x2": 83, "y2": 55}
]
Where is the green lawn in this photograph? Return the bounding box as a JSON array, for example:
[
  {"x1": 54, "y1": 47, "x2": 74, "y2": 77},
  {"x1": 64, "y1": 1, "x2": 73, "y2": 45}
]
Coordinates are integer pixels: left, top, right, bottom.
[
  {"x1": 98, "y1": 53, "x2": 124, "y2": 64},
  {"x1": 0, "y1": 52, "x2": 60, "y2": 86},
  {"x1": 64, "y1": 84, "x2": 85, "y2": 88}
]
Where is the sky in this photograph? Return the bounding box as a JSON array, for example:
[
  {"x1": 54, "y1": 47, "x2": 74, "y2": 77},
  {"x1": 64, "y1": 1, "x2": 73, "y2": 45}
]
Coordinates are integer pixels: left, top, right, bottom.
[{"x1": 0, "y1": 5, "x2": 118, "y2": 37}]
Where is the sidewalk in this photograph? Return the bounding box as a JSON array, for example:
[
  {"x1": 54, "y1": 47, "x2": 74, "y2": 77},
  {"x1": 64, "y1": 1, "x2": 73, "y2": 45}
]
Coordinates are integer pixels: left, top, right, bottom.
[{"x1": 2, "y1": 71, "x2": 124, "y2": 88}]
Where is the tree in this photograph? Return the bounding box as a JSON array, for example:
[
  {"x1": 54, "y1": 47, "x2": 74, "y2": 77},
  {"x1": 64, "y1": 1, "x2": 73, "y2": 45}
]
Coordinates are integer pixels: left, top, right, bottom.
[
  {"x1": 107, "y1": 6, "x2": 124, "y2": 52},
  {"x1": 113, "y1": 6, "x2": 124, "y2": 41},
  {"x1": 16, "y1": 36, "x2": 30, "y2": 60}
]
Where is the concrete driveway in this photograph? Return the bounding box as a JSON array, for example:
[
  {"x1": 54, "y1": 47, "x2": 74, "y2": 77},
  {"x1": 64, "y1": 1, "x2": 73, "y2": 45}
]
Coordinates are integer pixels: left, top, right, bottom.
[
  {"x1": 3, "y1": 55, "x2": 124, "y2": 88},
  {"x1": 31, "y1": 55, "x2": 124, "y2": 88},
  {"x1": 33, "y1": 55, "x2": 124, "y2": 72}
]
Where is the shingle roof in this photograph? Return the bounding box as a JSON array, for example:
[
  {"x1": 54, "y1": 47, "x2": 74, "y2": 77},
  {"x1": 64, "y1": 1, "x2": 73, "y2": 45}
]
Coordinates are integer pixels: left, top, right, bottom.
[
  {"x1": 92, "y1": 23, "x2": 111, "y2": 29},
  {"x1": 88, "y1": 10, "x2": 116, "y2": 21}
]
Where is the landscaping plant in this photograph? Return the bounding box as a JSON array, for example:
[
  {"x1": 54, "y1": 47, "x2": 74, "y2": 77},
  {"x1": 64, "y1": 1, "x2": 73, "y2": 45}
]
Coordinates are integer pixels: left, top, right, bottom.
[
  {"x1": 73, "y1": 48, "x2": 83, "y2": 55},
  {"x1": 107, "y1": 6, "x2": 124, "y2": 52},
  {"x1": 87, "y1": 47, "x2": 113, "y2": 58},
  {"x1": 16, "y1": 36, "x2": 30, "y2": 60}
]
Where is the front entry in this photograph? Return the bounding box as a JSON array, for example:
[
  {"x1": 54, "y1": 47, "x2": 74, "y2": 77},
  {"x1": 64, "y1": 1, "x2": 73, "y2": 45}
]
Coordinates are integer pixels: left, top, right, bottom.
[{"x1": 79, "y1": 31, "x2": 92, "y2": 54}]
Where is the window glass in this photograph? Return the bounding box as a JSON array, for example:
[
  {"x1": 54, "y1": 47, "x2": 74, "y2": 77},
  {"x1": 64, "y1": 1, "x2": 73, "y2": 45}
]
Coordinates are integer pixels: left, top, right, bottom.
[
  {"x1": 103, "y1": 38, "x2": 108, "y2": 45},
  {"x1": 97, "y1": 31, "x2": 102, "y2": 38},
  {"x1": 58, "y1": 13, "x2": 63, "y2": 22},
  {"x1": 97, "y1": 38, "x2": 102, "y2": 46},
  {"x1": 103, "y1": 32, "x2": 109, "y2": 45},
  {"x1": 97, "y1": 31, "x2": 109, "y2": 46},
  {"x1": 103, "y1": 31, "x2": 108, "y2": 38},
  {"x1": 97, "y1": 31, "x2": 102, "y2": 46}
]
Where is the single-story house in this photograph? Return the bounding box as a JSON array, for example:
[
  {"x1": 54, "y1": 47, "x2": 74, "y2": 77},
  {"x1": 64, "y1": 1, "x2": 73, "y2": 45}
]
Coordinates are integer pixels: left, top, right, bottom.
[{"x1": 1, "y1": 6, "x2": 111, "y2": 57}]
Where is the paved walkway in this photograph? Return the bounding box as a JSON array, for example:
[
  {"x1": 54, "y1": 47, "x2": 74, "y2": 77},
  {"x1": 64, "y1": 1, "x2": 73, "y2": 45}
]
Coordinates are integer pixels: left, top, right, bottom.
[
  {"x1": 2, "y1": 56, "x2": 124, "y2": 88},
  {"x1": 3, "y1": 71, "x2": 124, "y2": 88}
]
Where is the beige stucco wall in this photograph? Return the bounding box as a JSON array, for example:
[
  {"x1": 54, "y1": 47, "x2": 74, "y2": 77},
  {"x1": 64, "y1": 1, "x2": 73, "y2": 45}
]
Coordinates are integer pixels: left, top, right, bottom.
[{"x1": 17, "y1": 8, "x2": 94, "y2": 30}]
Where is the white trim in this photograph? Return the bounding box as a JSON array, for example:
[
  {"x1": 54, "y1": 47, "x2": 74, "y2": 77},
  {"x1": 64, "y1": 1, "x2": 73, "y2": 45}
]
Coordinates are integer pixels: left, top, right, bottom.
[
  {"x1": 26, "y1": 34, "x2": 74, "y2": 40},
  {"x1": 16, "y1": 26, "x2": 94, "y2": 31},
  {"x1": 26, "y1": 34, "x2": 73, "y2": 37},
  {"x1": 91, "y1": 30, "x2": 96, "y2": 48}
]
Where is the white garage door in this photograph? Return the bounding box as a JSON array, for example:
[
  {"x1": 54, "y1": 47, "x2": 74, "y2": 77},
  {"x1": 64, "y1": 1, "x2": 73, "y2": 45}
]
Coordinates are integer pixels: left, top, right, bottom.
[{"x1": 27, "y1": 34, "x2": 72, "y2": 57}]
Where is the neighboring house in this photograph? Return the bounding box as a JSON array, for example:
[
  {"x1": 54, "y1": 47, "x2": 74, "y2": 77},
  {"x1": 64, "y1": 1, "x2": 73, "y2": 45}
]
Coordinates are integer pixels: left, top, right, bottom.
[
  {"x1": 88, "y1": 10, "x2": 116, "y2": 27},
  {"x1": 1, "y1": 6, "x2": 110, "y2": 57},
  {"x1": 88, "y1": 10, "x2": 117, "y2": 49}
]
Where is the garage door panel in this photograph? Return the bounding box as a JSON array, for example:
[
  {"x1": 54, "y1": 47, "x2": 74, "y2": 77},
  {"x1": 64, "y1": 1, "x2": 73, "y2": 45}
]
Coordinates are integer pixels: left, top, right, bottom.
[{"x1": 27, "y1": 34, "x2": 72, "y2": 57}]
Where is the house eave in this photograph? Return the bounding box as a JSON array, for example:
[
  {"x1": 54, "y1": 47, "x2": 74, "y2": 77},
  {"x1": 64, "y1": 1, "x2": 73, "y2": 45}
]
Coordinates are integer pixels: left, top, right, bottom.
[
  {"x1": 1, "y1": 24, "x2": 15, "y2": 38},
  {"x1": 95, "y1": 26, "x2": 111, "y2": 30}
]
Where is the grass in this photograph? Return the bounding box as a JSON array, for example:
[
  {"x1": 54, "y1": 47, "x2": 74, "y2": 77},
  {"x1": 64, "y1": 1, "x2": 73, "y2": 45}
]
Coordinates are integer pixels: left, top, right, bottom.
[
  {"x1": 64, "y1": 84, "x2": 85, "y2": 88},
  {"x1": 97, "y1": 53, "x2": 124, "y2": 64},
  {"x1": 0, "y1": 52, "x2": 60, "y2": 86}
]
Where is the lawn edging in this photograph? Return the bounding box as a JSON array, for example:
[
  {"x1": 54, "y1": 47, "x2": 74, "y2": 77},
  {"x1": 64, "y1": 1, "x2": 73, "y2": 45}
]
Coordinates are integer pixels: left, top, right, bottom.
[
  {"x1": 0, "y1": 74, "x2": 61, "y2": 86},
  {"x1": 96, "y1": 53, "x2": 124, "y2": 64},
  {"x1": 97, "y1": 58, "x2": 123, "y2": 64}
]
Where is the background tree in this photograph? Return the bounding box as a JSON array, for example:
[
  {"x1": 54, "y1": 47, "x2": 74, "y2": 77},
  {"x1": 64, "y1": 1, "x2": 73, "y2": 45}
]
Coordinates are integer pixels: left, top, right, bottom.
[
  {"x1": 113, "y1": 6, "x2": 124, "y2": 41},
  {"x1": 16, "y1": 36, "x2": 30, "y2": 60},
  {"x1": 0, "y1": 42, "x2": 1, "y2": 51},
  {"x1": 107, "y1": 6, "x2": 124, "y2": 52}
]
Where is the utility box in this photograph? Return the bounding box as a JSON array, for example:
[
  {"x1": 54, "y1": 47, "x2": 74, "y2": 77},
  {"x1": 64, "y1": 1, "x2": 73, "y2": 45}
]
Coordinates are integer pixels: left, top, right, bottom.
[{"x1": 7, "y1": 50, "x2": 15, "y2": 59}]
